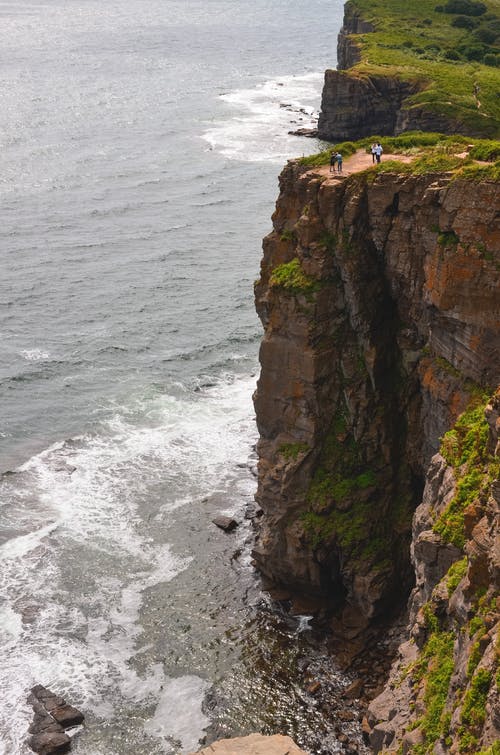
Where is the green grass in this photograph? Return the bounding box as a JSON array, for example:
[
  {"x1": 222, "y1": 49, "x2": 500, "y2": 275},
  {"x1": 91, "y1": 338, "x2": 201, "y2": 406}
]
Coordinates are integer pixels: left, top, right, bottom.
[
  {"x1": 269, "y1": 258, "x2": 320, "y2": 295},
  {"x1": 298, "y1": 131, "x2": 500, "y2": 181},
  {"x1": 469, "y1": 138, "x2": 500, "y2": 159},
  {"x1": 340, "y1": 0, "x2": 500, "y2": 137},
  {"x1": 410, "y1": 630, "x2": 456, "y2": 751},
  {"x1": 454, "y1": 158, "x2": 500, "y2": 179},
  {"x1": 446, "y1": 556, "x2": 468, "y2": 594},
  {"x1": 299, "y1": 140, "x2": 358, "y2": 167},
  {"x1": 459, "y1": 669, "x2": 492, "y2": 751},
  {"x1": 476, "y1": 743, "x2": 500, "y2": 755}
]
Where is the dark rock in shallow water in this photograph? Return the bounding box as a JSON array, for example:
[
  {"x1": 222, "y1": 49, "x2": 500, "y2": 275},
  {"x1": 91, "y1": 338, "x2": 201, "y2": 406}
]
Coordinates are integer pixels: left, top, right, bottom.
[
  {"x1": 212, "y1": 515, "x2": 238, "y2": 532},
  {"x1": 288, "y1": 127, "x2": 318, "y2": 137},
  {"x1": 27, "y1": 686, "x2": 84, "y2": 754},
  {"x1": 50, "y1": 705, "x2": 84, "y2": 728},
  {"x1": 28, "y1": 732, "x2": 71, "y2": 755}
]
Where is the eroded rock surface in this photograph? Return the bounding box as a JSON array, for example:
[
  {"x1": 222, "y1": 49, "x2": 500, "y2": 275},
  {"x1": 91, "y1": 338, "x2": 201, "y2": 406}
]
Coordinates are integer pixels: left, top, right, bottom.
[
  {"x1": 367, "y1": 390, "x2": 500, "y2": 753},
  {"x1": 253, "y1": 160, "x2": 500, "y2": 637},
  {"x1": 27, "y1": 686, "x2": 84, "y2": 755}
]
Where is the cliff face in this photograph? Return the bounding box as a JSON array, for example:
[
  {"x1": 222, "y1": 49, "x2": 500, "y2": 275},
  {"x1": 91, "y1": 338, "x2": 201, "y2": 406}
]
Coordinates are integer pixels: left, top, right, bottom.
[
  {"x1": 253, "y1": 162, "x2": 500, "y2": 640},
  {"x1": 317, "y1": 4, "x2": 498, "y2": 142},
  {"x1": 317, "y1": 70, "x2": 423, "y2": 142},
  {"x1": 318, "y1": 7, "x2": 427, "y2": 141},
  {"x1": 367, "y1": 390, "x2": 500, "y2": 754},
  {"x1": 336, "y1": 4, "x2": 374, "y2": 70}
]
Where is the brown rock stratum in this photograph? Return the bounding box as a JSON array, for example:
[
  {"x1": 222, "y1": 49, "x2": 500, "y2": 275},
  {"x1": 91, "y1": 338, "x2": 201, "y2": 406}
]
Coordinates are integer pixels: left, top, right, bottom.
[{"x1": 253, "y1": 157, "x2": 500, "y2": 633}]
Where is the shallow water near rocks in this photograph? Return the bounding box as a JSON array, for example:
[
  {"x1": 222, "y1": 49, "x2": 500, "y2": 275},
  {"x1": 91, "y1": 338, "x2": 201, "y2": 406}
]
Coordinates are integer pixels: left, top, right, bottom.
[{"x1": 0, "y1": 0, "x2": 373, "y2": 752}]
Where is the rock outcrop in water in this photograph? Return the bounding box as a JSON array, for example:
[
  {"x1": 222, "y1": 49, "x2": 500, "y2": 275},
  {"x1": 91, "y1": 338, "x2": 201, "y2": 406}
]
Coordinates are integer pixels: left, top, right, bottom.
[
  {"x1": 27, "y1": 685, "x2": 84, "y2": 755},
  {"x1": 252, "y1": 156, "x2": 500, "y2": 751}
]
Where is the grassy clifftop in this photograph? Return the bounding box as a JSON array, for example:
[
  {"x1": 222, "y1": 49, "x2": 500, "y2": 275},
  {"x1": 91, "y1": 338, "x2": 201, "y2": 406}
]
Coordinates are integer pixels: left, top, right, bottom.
[{"x1": 341, "y1": 0, "x2": 500, "y2": 137}]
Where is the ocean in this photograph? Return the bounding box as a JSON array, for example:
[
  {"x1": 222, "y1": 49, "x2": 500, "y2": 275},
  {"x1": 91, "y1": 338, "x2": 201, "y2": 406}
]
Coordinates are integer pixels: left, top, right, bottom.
[{"x1": 0, "y1": 1, "x2": 353, "y2": 753}]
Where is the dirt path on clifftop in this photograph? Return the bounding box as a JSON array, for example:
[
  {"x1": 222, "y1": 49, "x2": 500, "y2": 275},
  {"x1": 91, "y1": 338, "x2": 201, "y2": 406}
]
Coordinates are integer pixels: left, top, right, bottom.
[{"x1": 315, "y1": 149, "x2": 413, "y2": 179}]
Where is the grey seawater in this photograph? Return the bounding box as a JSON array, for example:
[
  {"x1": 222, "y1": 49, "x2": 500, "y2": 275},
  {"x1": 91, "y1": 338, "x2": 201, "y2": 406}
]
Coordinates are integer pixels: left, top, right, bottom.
[{"x1": 0, "y1": 1, "x2": 365, "y2": 753}]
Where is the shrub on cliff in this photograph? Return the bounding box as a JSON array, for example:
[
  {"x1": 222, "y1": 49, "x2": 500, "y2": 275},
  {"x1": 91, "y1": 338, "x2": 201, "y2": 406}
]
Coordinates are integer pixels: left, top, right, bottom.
[
  {"x1": 269, "y1": 258, "x2": 320, "y2": 295},
  {"x1": 436, "y1": 0, "x2": 487, "y2": 15},
  {"x1": 451, "y1": 14, "x2": 479, "y2": 28}
]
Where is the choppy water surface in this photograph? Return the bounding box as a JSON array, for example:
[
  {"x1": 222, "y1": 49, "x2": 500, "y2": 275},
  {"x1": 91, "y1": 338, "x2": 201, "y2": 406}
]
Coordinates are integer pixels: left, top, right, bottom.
[{"x1": 0, "y1": 1, "x2": 360, "y2": 752}]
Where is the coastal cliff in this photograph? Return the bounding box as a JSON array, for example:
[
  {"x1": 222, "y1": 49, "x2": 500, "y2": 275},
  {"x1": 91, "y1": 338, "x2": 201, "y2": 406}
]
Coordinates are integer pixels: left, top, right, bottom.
[
  {"x1": 252, "y1": 154, "x2": 500, "y2": 750},
  {"x1": 317, "y1": 0, "x2": 500, "y2": 141},
  {"x1": 253, "y1": 159, "x2": 499, "y2": 624}
]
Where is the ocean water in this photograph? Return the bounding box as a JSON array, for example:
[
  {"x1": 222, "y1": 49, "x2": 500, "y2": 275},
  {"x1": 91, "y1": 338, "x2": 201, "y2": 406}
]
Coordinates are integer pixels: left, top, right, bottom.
[{"x1": 0, "y1": 1, "x2": 353, "y2": 753}]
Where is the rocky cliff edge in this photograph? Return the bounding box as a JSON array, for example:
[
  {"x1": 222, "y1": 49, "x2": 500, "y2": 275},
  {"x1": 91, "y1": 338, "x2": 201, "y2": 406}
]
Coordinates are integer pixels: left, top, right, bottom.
[{"x1": 253, "y1": 159, "x2": 500, "y2": 643}]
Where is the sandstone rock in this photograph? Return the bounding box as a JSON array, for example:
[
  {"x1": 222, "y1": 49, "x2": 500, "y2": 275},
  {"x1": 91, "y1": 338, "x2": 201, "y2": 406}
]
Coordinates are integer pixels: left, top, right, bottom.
[
  {"x1": 318, "y1": 69, "x2": 421, "y2": 142},
  {"x1": 369, "y1": 722, "x2": 395, "y2": 753},
  {"x1": 367, "y1": 688, "x2": 397, "y2": 726},
  {"x1": 212, "y1": 515, "x2": 238, "y2": 532},
  {"x1": 402, "y1": 727, "x2": 424, "y2": 754},
  {"x1": 188, "y1": 733, "x2": 308, "y2": 754},
  {"x1": 361, "y1": 715, "x2": 371, "y2": 740},
  {"x1": 30, "y1": 687, "x2": 65, "y2": 711}
]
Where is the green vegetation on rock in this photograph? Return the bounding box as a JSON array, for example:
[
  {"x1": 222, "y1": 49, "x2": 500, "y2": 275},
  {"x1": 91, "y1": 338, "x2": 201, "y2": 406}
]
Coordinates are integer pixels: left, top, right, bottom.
[
  {"x1": 434, "y1": 393, "x2": 499, "y2": 548},
  {"x1": 342, "y1": 0, "x2": 500, "y2": 136},
  {"x1": 459, "y1": 668, "x2": 492, "y2": 751},
  {"x1": 278, "y1": 442, "x2": 310, "y2": 460},
  {"x1": 299, "y1": 131, "x2": 500, "y2": 181},
  {"x1": 446, "y1": 556, "x2": 468, "y2": 594},
  {"x1": 269, "y1": 258, "x2": 320, "y2": 295},
  {"x1": 411, "y1": 629, "x2": 456, "y2": 751}
]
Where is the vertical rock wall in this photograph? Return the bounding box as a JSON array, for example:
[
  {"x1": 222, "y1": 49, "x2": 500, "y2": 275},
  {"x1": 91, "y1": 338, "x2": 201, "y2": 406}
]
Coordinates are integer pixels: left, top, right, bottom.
[{"x1": 253, "y1": 162, "x2": 500, "y2": 639}]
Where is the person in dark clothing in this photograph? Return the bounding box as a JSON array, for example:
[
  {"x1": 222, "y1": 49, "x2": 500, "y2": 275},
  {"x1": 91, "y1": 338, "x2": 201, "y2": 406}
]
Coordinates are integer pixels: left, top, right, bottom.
[{"x1": 330, "y1": 151, "x2": 337, "y2": 173}]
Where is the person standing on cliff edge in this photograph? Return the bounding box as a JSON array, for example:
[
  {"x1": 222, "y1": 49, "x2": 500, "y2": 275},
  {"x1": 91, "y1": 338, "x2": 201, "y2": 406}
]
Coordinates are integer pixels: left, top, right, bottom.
[
  {"x1": 336, "y1": 152, "x2": 343, "y2": 173},
  {"x1": 375, "y1": 142, "x2": 383, "y2": 163},
  {"x1": 371, "y1": 142, "x2": 377, "y2": 163},
  {"x1": 330, "y1": 151, "x2": 337, "y2": 173}
]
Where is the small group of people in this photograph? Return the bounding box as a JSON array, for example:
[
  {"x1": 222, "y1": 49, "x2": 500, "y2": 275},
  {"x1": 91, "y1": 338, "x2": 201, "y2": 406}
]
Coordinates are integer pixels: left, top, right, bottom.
[
  {"x1": 371, "y1": 142, "x2": 383, "y2": 163},
  {"x1": 329, "y1": 150, "x2": 343, "y2": 174}
]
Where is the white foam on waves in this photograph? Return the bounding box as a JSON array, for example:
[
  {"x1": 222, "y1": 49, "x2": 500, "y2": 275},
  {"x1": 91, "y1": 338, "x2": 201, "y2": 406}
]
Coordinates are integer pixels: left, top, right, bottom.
[
  {"x1": 19, "y1": 348, "x2": 50, "y2": 362},
  {"x1": 202, "y1": 71, "x2": 324, "y2": 163},
  {"x1": 0, "y1": 374, "x2": 257, "y2": 754}
]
